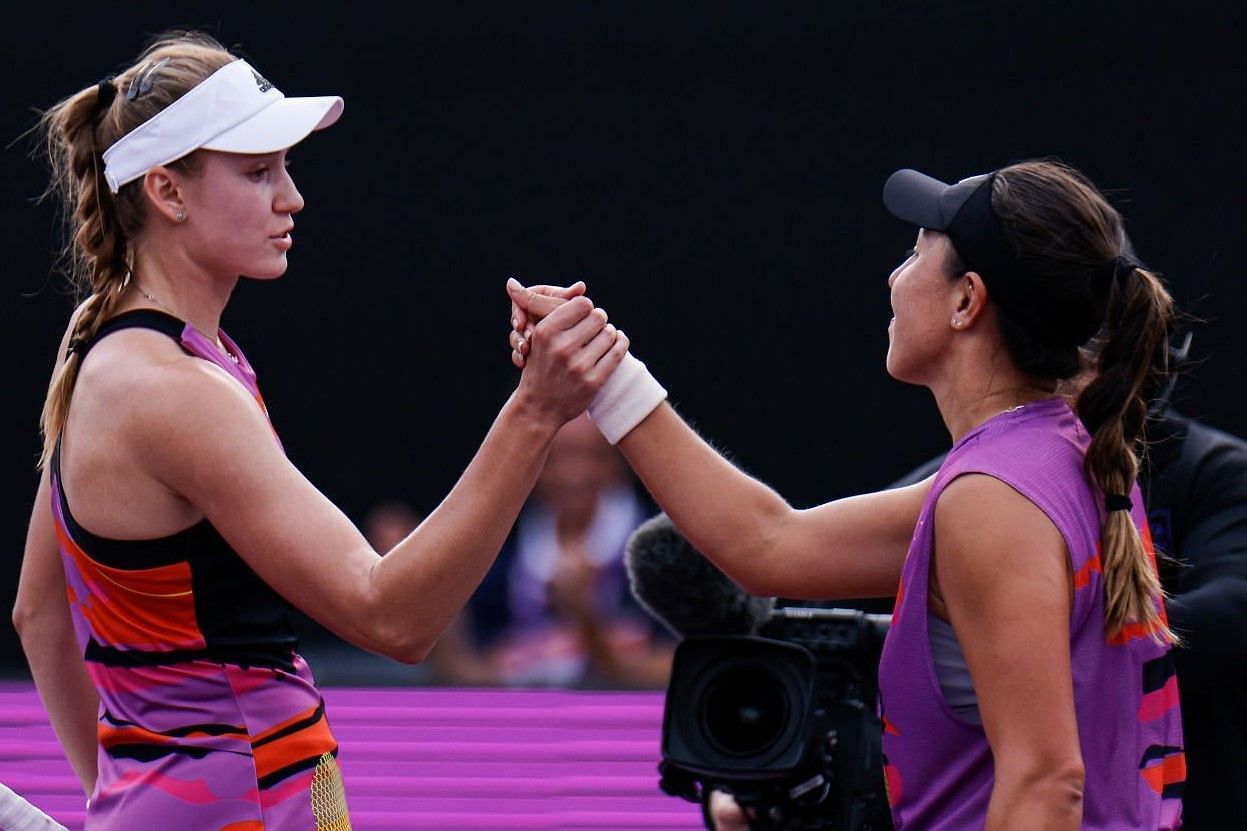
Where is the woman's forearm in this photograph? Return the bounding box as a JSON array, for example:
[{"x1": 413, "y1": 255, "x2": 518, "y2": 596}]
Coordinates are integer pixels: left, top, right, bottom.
[
  {"x1": 617, "y1": 403, "x2": 796, "y2": 590},
  {"x1": 985, "y1": 768, "x2": 1084, "y2": 831},
  {"x1": 616, "y1": 403, "x2": 923, "y2": 599},
  {"x1": 15, "y1": 469, "x2": 99, "y2": 796},
  {"x1": 369, "y1": 392, "x2": 563, "y2": 658},
  {"x1": 19, "y1": 618, "x2": 98, "y2": 796}
]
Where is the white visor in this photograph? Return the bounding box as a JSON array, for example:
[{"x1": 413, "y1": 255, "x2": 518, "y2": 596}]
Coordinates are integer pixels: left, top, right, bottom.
[{"x1": 102, "y1": 58, "x2": 343, "y2": 193}]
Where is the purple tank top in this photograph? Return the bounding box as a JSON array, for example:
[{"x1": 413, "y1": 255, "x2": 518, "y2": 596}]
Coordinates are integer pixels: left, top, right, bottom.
[{"x1": 876, "y1": 397, "x2": 1184, "y2": 830}]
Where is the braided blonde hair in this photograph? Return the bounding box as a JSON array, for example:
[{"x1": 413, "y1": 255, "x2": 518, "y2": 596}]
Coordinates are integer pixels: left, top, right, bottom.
[{"x1": 37, "y1": 31, "x2": 234, "y2": 467}]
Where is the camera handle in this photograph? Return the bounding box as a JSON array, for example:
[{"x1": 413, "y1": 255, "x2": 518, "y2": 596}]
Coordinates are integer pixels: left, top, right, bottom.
[{"x1": 657, "y1": 762, "x2": 733, "y2": 831}]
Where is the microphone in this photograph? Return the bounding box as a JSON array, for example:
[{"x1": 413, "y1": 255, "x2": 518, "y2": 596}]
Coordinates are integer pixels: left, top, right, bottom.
[{"x1": 625, "y1": 513, "x2": 774, "y2": 638}]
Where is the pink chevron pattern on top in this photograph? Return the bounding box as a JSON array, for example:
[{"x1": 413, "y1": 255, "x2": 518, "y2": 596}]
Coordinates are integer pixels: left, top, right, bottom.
[{"x1": 0, "y1": 684, "x2": 702, "y2": 830}]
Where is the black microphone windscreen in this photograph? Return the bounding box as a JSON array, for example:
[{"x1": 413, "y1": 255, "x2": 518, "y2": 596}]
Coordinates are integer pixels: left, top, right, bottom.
[{"x1": 625, "y1": 513, "x2": 774, "y2": 638}]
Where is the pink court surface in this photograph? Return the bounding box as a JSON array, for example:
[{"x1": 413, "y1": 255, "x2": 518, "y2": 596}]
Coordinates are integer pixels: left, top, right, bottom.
[{"x1": 0, "y1": 683, "x2": 702, "y2": 830}]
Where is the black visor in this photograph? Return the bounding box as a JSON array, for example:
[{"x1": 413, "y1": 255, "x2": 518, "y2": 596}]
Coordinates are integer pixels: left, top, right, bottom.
[
  {"x1": 883, "y1": 168, "x2": 1101, "y2": 348},
  {"x1": 883, "y1": 169, "x2": 993, "y2": 233}
]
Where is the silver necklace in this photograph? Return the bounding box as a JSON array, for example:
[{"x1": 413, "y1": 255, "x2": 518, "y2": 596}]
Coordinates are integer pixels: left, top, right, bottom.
[{"x1": 139, "y1": 289, "x2": 239, "y2": 364}]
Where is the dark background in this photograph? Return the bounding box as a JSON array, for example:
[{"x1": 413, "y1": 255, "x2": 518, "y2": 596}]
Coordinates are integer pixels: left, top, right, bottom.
[{"x1": 3, "y1": 2, "x2": 1244, "y2": 672}]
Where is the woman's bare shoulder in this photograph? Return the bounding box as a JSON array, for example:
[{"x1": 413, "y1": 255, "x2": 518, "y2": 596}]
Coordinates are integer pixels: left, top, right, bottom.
[{"x1": 72, "y1": 326, "x2": 264, "y2": 449}]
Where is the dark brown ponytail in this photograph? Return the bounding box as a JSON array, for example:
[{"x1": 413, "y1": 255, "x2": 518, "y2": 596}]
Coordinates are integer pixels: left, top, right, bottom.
[
  {"x1": 1076, "y1": 264, "x2": 1174, "y2": 643},
  {"x1": 990, "y1": 160, "x2": 1176, "y2": 644}
]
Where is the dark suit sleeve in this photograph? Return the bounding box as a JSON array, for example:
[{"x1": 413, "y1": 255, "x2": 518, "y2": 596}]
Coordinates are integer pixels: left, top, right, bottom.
[{"x1": 1152, "y1": 420, "x2": 1247, "y2": 690}]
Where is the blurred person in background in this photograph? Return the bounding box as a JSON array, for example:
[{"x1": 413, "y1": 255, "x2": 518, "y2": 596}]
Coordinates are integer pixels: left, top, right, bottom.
[
  {"x1": 1139, "y1": 404, "x2": 1247, "y2": 829},
  {"x1": 431, "y1": 414, "x2": 675, "y2": 688},
  {"x1": 362, "y1": 500, "x2": 424, "y2": 555}
]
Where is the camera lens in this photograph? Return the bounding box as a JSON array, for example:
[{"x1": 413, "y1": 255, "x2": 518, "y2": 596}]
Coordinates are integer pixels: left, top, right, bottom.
[{"x1": 701, "y1": 664, "x2": 788, "y2": 757}]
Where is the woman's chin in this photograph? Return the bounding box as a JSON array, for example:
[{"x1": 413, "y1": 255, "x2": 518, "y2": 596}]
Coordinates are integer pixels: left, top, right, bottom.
[
  {"x1": 241, "y1": 261, "x2": 290, "y2": 281},
  {"x1": 884, "y1": 351, "x2": 916, "y2": 384},
  {"x1": 885, "y1": 349, "x2": 899, "y2": 379}
]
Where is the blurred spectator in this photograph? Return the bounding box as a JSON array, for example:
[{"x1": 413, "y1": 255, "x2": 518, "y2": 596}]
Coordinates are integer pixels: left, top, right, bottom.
[
  {"x1": 431, "y1": 414, "x2": 674, "y2": 688},
  {"x1": 363, "y1": 500, "x2": 423, "y2": 553}
]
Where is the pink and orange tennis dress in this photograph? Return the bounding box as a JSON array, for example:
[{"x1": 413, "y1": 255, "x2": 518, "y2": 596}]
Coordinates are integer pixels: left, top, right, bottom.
[{"x1": 51, "y1": 310, "x2": 350, "y2": 830}]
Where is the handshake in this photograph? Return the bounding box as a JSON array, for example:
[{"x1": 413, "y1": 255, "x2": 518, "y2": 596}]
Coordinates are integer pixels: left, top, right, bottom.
[{"x1": 503, "y1": 278, "x2": 666, "y2": 445}]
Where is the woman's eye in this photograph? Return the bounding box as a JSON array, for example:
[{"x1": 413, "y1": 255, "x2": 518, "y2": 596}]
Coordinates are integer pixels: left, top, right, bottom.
[{"x1": 250, "y1": 166, "x2": 269, "y2": 179}]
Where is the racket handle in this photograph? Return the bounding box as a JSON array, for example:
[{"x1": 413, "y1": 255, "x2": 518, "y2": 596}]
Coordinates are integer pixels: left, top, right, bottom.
[{"x1": 0, "y1": 783, "x2": 69, "y2": 831}]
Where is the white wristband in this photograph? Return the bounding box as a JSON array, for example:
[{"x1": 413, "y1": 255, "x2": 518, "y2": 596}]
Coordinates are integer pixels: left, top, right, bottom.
[{"x1": 588, "y1": 352, "x2": 667, "y2": 444}]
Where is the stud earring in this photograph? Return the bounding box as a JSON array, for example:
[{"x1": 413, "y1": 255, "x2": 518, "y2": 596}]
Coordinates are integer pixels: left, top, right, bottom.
[
  {"x1": 175, "y1": 210, "x2": 186, "y2": 222},
  {"x1": 952, "y1": 317, "x2": 961, "y2": 328}
]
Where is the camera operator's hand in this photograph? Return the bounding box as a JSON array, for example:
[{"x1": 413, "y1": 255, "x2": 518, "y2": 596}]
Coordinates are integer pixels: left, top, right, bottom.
[{"x1": 707, "y1": 789, "x2": 750, "y2": 831}]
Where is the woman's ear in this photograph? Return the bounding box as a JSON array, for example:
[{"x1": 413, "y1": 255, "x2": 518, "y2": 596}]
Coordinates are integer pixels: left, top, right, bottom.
[
  {"x1": 952, "y1": 271, "x2": 990, "y2": 330},
  {"x1": 141, "y1": 166, "x2": 186, "y2": 224}
]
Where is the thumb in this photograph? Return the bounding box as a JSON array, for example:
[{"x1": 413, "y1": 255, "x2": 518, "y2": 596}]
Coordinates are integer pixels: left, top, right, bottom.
[
  {"x1": 508, "y1": 278, "x2": 570, "y2": 319},
  {"x1": 540, "y1": 280, "x2": 586, "y2": 300}
]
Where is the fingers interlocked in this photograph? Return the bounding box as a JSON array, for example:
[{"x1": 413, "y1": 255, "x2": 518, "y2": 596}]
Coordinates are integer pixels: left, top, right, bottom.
[
  {"x1": 507, "y1": 281, "x2": 631, "y2": 422},
  {"x1": 510, "y1": 327, "x2": 530, "y2": 368},
  {"x1": 507, "y1": 279, "x2": 608, "y2": 370}
]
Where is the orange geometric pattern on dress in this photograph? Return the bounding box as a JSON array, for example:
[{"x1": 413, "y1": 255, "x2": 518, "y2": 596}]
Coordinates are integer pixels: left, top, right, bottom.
[
  {"x1": 1108, "y1": 621, "x2": 1161, "y2": 646},
  {"x1": 98, "y1": 722, "x2": 249, "y2": 749},
  {"x1": 251, "y1": 705, "x2": 337, "y2": 783},
  {"x1": 1073, "y1": 549, "x2": 1103, "y2": 590},
  {"x1": 881, "y1": 713, "x2": 901, "y2": 736},
  {"x1": 883, "y1": 761, "x2": 903, "y2": 806},
  {"x1": 1140, "y1": 752, "x2": 1187, "y2": 794},
  {"x1": 892, "y1": 579, "x2": 905, "y2": 625},
  {"x1": 251, "y1": 703, "x2": 324, "y2": 746},
  {"x1": 55, "y1": 521, "x2": 205, "y2": 650},
  {"x1": 221, "y1": 823, "x2": 265, "y2": 831},
  {"x1": 97, "y1": 722, "x2": 173, "y2": 750}
]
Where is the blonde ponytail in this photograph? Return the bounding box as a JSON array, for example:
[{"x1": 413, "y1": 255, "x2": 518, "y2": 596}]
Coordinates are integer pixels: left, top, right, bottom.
[{"x1": 35, "y1": 31, "x2": 235, "y2": 467}]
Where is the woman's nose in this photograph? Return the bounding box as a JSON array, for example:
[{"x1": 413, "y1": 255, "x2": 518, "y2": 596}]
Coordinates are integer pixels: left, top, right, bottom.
[{"x1": 276, "y1": 169, "x2": 305, "y2": 215}]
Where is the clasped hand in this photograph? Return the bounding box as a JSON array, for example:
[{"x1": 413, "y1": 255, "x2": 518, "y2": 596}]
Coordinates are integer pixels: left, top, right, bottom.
[{"x1": 506, "y1": 278, "x2": 627, "y2": 423}]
